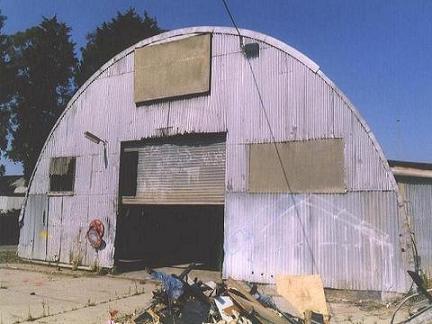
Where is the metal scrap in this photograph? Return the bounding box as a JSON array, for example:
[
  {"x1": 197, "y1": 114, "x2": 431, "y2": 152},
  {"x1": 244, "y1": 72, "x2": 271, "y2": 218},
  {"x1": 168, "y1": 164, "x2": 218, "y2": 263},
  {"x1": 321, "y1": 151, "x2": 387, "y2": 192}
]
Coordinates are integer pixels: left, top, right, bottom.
[{"x1": 134, "y1": 264, "x2": 330, "y2": 324}]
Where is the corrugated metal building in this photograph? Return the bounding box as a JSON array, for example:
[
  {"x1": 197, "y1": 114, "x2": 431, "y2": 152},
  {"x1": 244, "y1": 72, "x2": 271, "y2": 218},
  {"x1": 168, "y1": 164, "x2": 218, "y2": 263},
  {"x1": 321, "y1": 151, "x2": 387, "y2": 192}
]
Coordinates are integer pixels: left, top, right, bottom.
[
  {"x1": 18, "y1": 27, "x2": 411, "y2": 293},
  {"x1": 0, "y1": 176, "x2": 26, "y2": 212},
  {"x1": 389, "y1": 160, "x2": 432, "y2": 279},
  {"x1": 0, "y1": 176, "x2": 26, "y2": 245}
]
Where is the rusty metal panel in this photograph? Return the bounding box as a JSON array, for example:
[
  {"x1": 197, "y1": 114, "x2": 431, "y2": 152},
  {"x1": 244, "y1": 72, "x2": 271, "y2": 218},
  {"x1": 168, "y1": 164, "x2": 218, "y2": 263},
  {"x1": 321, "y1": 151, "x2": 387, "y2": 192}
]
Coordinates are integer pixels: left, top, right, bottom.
[
  {"x1": 249, "y1": 139, "x2": 345, "y2": 193},
  {"x1": 126, "y1": 135, "x2": 226, "y2": 205},
  {"x1": 134, "y1": 34, "x2": 211, "y2": 103},
  {"x1": 223, "y1": 191, "x2": 407, "y2": 292}
]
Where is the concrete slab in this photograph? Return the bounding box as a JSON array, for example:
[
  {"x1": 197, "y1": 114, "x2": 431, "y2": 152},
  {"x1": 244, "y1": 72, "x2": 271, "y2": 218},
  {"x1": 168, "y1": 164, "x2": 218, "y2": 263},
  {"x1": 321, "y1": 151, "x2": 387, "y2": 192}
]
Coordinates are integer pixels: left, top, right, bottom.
[
  {"x1": 0, "y1": 262, "x2": 413, "y2": 323},
  {"x1": 0, "y1": 267, "x2": 156, "y2": 323},
  {"x1": 29, "y1": 293, "x2": 153, "y2": 323}
]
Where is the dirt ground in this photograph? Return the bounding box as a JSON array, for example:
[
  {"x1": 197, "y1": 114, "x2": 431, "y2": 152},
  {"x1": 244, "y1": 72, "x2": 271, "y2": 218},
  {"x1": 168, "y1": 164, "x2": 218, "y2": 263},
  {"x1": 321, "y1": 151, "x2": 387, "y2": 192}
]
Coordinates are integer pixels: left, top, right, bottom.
[{"x1": 0, "y1": 247, "x2": 415, "y2": 324}]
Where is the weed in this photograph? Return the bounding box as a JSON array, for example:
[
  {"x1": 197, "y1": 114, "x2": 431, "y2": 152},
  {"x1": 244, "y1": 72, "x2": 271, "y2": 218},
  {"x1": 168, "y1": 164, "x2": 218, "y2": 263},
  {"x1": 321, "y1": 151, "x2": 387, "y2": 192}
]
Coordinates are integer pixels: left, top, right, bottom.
[
  {"x1": 41, "y1": 299, "x2": 49, "y2": 317},
  {"x1": 26, "y1": 306, "x2": 33, "y2": 321},
  {"x1": 87, "y1": 298, "x2": 96, "y2": 307},
  {"x1": 133, "y1": 281, "x2": 139, "y2": 295}
]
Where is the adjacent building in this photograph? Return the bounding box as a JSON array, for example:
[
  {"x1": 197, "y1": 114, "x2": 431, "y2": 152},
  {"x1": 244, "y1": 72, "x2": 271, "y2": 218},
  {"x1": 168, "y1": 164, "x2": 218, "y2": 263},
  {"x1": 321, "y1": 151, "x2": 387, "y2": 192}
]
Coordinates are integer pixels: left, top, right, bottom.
[
  {"x1": 389, "y1": 160, "x2": 432, "y2": 278},
  {"x1": 0, "y1": 175, "x2": 26, "y2": 244}
]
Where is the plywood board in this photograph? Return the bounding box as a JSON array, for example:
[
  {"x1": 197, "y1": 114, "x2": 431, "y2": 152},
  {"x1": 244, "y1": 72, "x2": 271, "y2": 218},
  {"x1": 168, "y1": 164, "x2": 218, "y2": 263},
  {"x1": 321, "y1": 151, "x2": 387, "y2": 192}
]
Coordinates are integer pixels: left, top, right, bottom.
[
  {"x1": 275, "y1": 274, "x2": 329, "y2": 318},
  {"x1": 249, "y1": 139, "x2": 345, "y2": 193},
  {"x1": 134, "y1": 34, "x2": 211, "y2": 103}
]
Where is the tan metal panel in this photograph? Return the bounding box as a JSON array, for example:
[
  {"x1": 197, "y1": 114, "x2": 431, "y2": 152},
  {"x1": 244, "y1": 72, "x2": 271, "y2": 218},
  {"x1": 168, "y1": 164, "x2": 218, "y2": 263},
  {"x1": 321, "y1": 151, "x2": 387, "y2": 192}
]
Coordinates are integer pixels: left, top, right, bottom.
[
  {"x1": 134, "y1": 34, "x2": 211, "y2": 103},
  {"x1": 249, "y1": 139, "x2": 345, "y2": 193},
  {"x1": 129, "y1": 135, "x2": 225, "y2": 205}
]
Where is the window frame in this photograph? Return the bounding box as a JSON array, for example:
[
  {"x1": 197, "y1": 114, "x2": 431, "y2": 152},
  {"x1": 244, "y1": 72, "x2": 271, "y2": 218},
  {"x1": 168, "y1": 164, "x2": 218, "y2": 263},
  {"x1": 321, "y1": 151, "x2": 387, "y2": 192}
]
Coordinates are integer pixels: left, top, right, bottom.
[{"x1": 48, "y1": 156, "x2": 76, "y2": 195}]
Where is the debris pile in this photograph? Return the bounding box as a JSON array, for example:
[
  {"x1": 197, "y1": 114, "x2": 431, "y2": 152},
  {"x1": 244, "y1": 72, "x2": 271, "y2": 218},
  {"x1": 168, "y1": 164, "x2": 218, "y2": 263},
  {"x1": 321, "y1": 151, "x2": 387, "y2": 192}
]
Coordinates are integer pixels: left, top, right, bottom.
[{"x1": 134, "y1": 264, "x2": 330, "y2": 324}]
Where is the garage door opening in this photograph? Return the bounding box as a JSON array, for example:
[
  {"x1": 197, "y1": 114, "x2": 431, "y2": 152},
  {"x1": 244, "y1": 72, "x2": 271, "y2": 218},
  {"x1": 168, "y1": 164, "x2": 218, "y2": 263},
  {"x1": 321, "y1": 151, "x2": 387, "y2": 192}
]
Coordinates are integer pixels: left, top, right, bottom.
[
  {"x1": 115, "y1": 205, "x2": 224, "y2": 269},
  {"x1": 114, "y1": 134, "x2": 226, "y2": 271}
]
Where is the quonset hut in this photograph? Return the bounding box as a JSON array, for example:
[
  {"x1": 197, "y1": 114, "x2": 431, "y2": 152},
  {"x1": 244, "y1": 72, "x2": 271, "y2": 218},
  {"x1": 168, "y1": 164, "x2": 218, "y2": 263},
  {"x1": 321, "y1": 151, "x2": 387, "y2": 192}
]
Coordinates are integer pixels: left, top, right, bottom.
[{"x1": 18, "y1": 27, "x2": 411, "y2": 293}]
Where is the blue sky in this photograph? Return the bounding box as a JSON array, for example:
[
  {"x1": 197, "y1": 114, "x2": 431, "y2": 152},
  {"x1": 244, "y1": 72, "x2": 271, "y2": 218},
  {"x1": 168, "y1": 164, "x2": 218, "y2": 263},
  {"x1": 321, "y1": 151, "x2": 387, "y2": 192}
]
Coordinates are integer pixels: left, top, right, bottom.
[{"x1": 1, "y1": 0, "x2": 431, "y2": 174}]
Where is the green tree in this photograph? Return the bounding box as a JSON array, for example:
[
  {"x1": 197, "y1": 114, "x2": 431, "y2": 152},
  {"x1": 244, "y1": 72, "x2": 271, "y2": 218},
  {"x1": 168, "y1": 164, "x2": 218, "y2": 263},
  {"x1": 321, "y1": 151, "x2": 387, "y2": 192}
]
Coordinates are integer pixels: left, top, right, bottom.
[
  {"x1": 76, "y1": 8, "x2": 163, "y2": 86},
  {"x1": 0, "y1": 10, "x2": 12, "y2": 176},
  {"x1": 5, "y1": 17, "x2": 77, "y2": 180}
]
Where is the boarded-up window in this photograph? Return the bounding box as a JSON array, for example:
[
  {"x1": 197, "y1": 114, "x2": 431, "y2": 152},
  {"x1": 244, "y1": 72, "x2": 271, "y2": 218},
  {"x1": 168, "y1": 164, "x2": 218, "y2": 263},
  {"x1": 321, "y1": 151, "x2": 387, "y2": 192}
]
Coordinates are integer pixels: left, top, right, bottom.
[
  {"x1": 249, "y1": 139, "x2": 345, "y2": 193},
  {"x1": 49, "y1": 157, "x2": 76, "y2": 192},
  {"x1": 134, "y1": 34, "x2": 211, "y2": 103}
]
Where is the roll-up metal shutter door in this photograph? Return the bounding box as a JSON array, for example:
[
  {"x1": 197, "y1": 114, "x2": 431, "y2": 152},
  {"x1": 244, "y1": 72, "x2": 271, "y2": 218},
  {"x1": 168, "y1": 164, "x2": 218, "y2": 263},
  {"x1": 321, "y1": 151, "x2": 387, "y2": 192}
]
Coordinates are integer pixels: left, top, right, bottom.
[{"x1": 124, "y1": 135, "x2": 226, "y2": 205}]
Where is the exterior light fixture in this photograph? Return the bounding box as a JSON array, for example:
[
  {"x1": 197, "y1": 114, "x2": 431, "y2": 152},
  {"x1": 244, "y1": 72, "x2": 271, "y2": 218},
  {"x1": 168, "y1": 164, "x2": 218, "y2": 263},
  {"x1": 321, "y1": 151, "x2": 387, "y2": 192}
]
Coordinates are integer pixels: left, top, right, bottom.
[
  {"x1": 84, "y1": 131, "x2": 108, "y2": 168},
  {"x1": 84, "y1": 131, "x2": 106, "y2": 145},
  {"x1": 242, "y1": 42, "x2": 260, "y2": 58}
]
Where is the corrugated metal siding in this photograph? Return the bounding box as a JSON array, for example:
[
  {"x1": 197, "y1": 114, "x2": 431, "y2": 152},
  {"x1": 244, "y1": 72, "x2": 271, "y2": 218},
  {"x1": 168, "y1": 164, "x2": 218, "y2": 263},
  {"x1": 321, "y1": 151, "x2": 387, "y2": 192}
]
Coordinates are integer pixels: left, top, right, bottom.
[
  {"x1": 18, "y1": 194, "x2": 48, "y2": 260},
  {"x1": 223, "y1": 191, "x2": 406, "y2": 292},
  {"x1": 130, "y1": 137, "x2": 226, "y2": 205},
  {"x1": 398, "y1": 180, "x2": 432, "y2": 277},
  {"x1": 18, "y1": 28, "x2": 407, "y2": 291},
  {"x1": 0, "y1": 196, "x2": 24, "y2": 212}
]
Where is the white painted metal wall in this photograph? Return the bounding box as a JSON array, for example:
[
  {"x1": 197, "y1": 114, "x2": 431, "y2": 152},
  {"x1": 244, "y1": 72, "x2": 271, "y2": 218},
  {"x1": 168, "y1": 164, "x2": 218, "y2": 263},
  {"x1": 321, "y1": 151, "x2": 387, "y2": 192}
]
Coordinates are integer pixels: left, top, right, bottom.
[
  {"x1": 0, "y1": 196, "x2": 24, "y2": 212},
  {"x1": 18, "y1": 27, "x2": 409, "y2": 292}
]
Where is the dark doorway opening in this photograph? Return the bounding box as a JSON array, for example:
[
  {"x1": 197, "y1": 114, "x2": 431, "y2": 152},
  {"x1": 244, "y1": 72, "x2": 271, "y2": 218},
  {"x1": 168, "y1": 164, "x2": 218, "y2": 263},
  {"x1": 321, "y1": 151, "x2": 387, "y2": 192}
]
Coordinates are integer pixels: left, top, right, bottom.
[
  {"x1": 115, "y1": 134, "x2": 226, "y2": 272},
  {"x1": 114, "y1": 204, "x2": 224, "y2": 271}
]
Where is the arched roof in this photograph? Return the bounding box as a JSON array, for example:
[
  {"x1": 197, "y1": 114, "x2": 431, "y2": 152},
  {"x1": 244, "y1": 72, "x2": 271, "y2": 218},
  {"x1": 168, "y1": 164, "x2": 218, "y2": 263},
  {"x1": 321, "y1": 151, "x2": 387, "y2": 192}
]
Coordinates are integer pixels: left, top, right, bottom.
[{"x1": 23, "y1": 26, "x2": 398, "y2": 210}]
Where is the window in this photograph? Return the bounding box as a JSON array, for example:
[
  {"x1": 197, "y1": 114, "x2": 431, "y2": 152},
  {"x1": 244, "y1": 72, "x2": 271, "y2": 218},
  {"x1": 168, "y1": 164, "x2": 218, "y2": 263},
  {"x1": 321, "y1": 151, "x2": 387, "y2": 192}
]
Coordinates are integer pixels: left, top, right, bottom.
[
  {"x1": 134, "y1": 34, "x2": 211, "y2": 103},
  {"x1": 49, "y1": 157, "x2": 76, "y2": 193},
  {"x1": 249, "y1": 139, "x2": 345, "y2": 193}
]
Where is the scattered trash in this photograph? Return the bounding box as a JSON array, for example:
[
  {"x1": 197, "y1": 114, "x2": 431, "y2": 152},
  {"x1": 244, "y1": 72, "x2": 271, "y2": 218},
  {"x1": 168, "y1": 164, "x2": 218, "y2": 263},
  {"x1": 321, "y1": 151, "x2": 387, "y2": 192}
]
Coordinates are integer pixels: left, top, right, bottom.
[
  {"x1": 250, "y1": 283, "x2": 277, "y2": 309},
  {"x1": 390, "y1": 270, "x2": 432, "y2": 323},
  {"x1": 107, "y1": 309, "x2": 119, "y2": 324},
  {"x1": 214, "y1": 296, "x2": 240, "y2": 322},
  {"x1": 134, "y1": 264, "x2": 331, "y2": 324},
  {"x1": 149, "y1": 269, "x2": 185, "y2": 301}
]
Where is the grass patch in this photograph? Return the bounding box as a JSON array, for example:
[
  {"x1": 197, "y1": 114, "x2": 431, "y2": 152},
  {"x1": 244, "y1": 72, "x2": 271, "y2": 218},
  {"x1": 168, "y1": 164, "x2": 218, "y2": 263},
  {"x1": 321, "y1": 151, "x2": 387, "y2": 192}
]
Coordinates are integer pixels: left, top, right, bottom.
[{"x1": 0, "y1": 250, "x2": 20, "y2": 264}]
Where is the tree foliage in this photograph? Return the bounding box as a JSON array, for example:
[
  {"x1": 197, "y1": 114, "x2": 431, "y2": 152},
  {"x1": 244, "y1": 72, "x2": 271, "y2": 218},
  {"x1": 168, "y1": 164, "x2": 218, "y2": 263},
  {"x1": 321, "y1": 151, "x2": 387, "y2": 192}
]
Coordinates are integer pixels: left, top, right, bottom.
[
  {"x1": 0, "y1": 8, "x2": 163, "y2": 178},
  {"x1": 0, "y1": 10, "x2": 12, "y2": 175},
  {"x1": 76, "y1": 8, "x2": 163, "y2": 86},
  {"x1": 4, "y1": 17, "x2": 77, "y2": 180}
]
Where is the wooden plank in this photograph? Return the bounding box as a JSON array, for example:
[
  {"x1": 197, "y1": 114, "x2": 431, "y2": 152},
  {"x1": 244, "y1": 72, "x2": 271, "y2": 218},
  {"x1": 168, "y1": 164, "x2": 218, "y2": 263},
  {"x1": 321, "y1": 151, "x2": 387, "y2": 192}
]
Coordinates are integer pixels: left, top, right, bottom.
[
  {"x1": 225, "y1": 277, "x2": 256, "y2": 301},
  {"x1": 275, "y1": 275, "x2": 329, "y2": 319},
  {"x1": 227, "y1": 291, "x2": 289, "y2": 324},
  {"x1": 225, "y1": 278, "x2": 289, "y2": 324}
]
